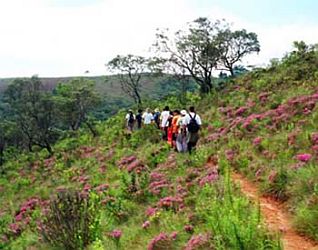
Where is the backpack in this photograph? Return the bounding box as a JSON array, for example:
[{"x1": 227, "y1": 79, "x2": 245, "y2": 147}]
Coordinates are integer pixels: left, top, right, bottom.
[
  {"x1": 136, "y1": 113, "x2": 142, "y2": 123},
  {"x1": 154, "y1": 112, "x2": 160, "y2": 122},
  {"x1": 128, "y1": 113, "x2": 135, "y2": 124},
  {"x1": 187, "y1": 114, "x2": 200, "y2": 133}
]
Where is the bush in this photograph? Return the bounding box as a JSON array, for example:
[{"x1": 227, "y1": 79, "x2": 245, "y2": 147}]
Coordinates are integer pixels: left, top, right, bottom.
[{"x1": 39, "y1": 189, "x2": 102, "y2": 250}]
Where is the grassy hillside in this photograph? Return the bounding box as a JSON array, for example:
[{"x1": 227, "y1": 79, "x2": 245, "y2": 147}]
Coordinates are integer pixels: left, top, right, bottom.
[{"x1": 1, "y1": 46, "x2": 318, "y2": 249}]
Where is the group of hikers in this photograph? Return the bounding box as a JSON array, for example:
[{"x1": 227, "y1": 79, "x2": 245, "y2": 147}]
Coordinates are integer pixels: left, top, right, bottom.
[{"x1": 125, "y1": 106, "x2": 202, "y2": 153}]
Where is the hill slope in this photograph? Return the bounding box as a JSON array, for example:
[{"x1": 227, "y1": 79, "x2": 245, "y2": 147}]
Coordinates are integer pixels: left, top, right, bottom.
[{"x1": 1, "y1": 48, "x2": 318, "y2": 249}]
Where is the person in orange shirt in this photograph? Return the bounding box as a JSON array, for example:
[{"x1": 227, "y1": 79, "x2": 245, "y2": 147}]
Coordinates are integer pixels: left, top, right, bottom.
[{"x1": 171, "y1": 110, "x2": 181, "y2": 149}]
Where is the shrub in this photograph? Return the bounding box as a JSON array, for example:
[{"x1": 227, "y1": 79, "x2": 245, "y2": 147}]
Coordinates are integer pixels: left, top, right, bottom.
[{"x1": 38, "y1": 189, "x2": 101, "y2": 250}]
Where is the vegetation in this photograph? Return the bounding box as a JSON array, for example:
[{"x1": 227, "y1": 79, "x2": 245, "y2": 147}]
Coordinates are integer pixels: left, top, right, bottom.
[
  {"x1": 0, "y1": 14, "x2": 318, "y2": 249},
  {"x1": 106, "y1": 55, "x2": 150, "y2": 105},
  {"x1": 154, "y1": 17, "x2": 260, "y2": 93}
]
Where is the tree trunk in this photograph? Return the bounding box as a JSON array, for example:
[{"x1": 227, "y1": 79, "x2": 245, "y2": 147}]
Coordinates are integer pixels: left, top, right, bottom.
[
  {"x1": 0, "y1": 145, "x2": 4, "y2": 167},
  {"x1": 200, "y1": 80, "x2": 212, "y2": 94},
  {"x1": 85, "y1": 121, "x2": 98, "y2": 137},
  {"x1": 135, "y1": 89, "x2": 142, "y2": 105},
  {"x1": 44, "y1": 140, "x2": 53, "y2": 156},
  {"x1": 229, "y1": 66, "x2": 234, "y2": 77}
]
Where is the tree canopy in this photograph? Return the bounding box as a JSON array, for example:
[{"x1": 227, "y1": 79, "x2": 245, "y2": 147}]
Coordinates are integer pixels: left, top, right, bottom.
[
  {"x1": 154, "y1": 17, "x2": 260, "y2": 93},
  {"x1": 106, "y1": 54, "x2": 149, "y2": 105}
]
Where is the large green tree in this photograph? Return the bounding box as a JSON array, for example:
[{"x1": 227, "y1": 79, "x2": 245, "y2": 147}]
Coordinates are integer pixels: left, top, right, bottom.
[
  {"x1": 54, "y1": 78, "x2": 100, "y2": 136},
  {"x1": 4, "y1": 76, "x2": 58, "y2": 155},
  {"x1": 217, "y1": 29, "x2": 260, "y2": 76},
  {"x1": 155, "y1": 17, "x2": 227, "y2": 93},
  {"x1": 154, "y1": 17, "x2": 260, "y2": 92},
  {"x1": 106, "y1": 54, "x2": 149, "y2": 105}
]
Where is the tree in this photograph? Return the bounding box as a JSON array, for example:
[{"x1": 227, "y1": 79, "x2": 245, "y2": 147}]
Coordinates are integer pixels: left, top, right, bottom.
[
  {"x1": 54, "y1": 78, "x2": 100, "y2": 137},
  {"x1": 217, "y1": 29, "x2": 260, "y2": 76},
  {"x1": 4, "y1": 76, "x2": 58, "y2": 155},
  {"x1": 106, "y1": 55, "x2": 149, "y2": 105},
  {"x1": 0, "y1": 119, "x2": 21, "y2": 168},
  {"x1": 154, "y1": 17, "x2": 227, "y2": 94}
]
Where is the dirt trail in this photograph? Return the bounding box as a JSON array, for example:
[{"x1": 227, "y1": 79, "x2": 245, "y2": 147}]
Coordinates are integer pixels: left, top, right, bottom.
[{"x1": 232, "y1": 172, "x2": 318, "y2": 250}]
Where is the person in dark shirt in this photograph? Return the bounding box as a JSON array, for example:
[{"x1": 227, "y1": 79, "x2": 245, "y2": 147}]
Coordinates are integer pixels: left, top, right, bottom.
[{"x1": 136, "y1": 109, "x2": 143, "y2": 129}]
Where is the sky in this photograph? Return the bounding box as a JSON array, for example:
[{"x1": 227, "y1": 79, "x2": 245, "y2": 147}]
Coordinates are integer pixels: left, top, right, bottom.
[{"x1": 0, "y1": 0, "x2": 317, "y2": 78}]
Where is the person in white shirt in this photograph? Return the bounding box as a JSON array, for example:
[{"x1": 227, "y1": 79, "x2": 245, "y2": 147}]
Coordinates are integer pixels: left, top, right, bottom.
[
  {"x1": 176, "y1": 110, "x2": 188, "y2": 153},
  {"x1": 184, "y1": 106, "x2": 202, "y2": 153},
  {"x1": 160, "y1": 106, "x2": 171, "y2": 141},
  {"x1": 142, "y1": 108, "x2": 154, "y2": 125}
]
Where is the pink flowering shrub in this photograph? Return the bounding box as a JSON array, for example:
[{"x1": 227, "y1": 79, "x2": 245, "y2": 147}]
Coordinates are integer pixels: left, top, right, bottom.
[
  {"x1": 184, "y1": 224, "x2": 194, "y2": 233},
  {"x1": 268, "y1": 170, "x2": 278, "y2": 183},
  {"x1": 142, "y1": 220, "x2": 150, "y2": 229},
  {"x1": 311, "y1": 133, "x2": 318, "y2": 145},
  {"x1": 170, "y1": 231, "x2": 178, "y2": 240},
  {"x1": 184, "y1": 234, "x2": 212, "y2": 250},
  {"x1": 94, "y1": 183, "x2": 109, "y2": 193},
  {"x1": 311, "y1": 145, "x2": 318, "y2": 154},
  {"x1": 296, "y1": 153, "x2": 312, "y2": 163},
  {"x1": 148, "y1": 172, "x2": 170, "y2": 195},
  {"x1": 234, "y1": 106, "x2": 248, "y2": 116},
  {"x1": 118, "y1": 155, "x2": 146, "y2": 173},
  {"x1": 109, "y1": 229, "x2": 122, "y2": 239},
  {"x1": 145, "y1": 207, "x2": 158, "y2": 217},
  {"x1": 7, "y1": 197, "x2": 42, "y2": 237},
  {"x1": 147, "y1": 232, "x2": 173, "y2": 250},
  {"x1": 198, "y1": 168, "x2": 218, "y2": 187},
  {"x1": 258, "y1": 92, "x2": 270, "y2": 103},
  {"x1": 158, "y1": 196, "x2": 184, "y2": 212},
  {"x1": 225, "y1": 149, "x2": 236, "y2": 161},
  {"x1": 253, "y1": 137, "x2": 262, "y2": 145}
]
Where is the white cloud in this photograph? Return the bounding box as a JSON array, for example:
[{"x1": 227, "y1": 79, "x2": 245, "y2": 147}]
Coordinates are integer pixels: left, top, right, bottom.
[{"x1": 0, "y1": 0, "x2": 317, "y2": 77}]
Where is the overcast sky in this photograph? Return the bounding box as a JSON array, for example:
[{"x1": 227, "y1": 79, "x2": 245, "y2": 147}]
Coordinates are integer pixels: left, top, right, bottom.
[{"x1": 0, "y1": 0, "x2": 317, "y2": 78}]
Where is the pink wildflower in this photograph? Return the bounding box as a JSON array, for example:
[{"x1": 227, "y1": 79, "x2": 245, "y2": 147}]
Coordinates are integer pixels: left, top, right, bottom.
[
  {"x1": 83, "y1": 184, "x2": 91, "y2": 192},
  {"x1": 15, "y1": 213, "x2": 24, "y2": 222},
  {"x1": 109, "y1": 229, "x2": 122, "y2": 239},
  {"x1": 296, "y1": 153, "x2": 312, "y2": 163},
  {"x1": 268, "y1": 170, "x2": 277, "y2": 183},
  {"x1": 145, "y1": 207, "x2": 157, "y2": 217},
  {"x1": 95, "y1": 183, "x2": 109, "y2": 192},
  {"x1": 9, "y1": 223, "x2": 20, "y2": 235},
  {"x1": 184, "y1": 234, "x2": 211, "y2": 250},
  {"x1": 234, "y1": 106, "x2": 247, "y2": 116},
  {"x1": 312, "y1": 145, "x2": 318, "y2": 153},
  {"x1": 253, "y1": 137, "x2": 262, "y2": 145},
  {"x1": 311, "y1": 133, "x2": 318, "y2": 145},
  {"x1": 142, "y1": 221, "x2": 150, "y2": 229},
  {"x1": 170, "y1": 231, "x2": 178, "y2": 240},
  {"x1": 184, "y1": 224, "x2": 194, "y2": 233},
  {"x1": 147, "y1": 233, "x2": 172, "y2": 250},
  {"x1": 225, "y1": 149, "x2": 235, "y2": 161}
]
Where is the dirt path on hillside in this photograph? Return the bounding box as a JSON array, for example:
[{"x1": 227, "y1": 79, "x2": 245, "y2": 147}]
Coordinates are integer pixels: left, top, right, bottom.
[{"x1": 232, "y1": 172, "x2": 318, "y2": 250}]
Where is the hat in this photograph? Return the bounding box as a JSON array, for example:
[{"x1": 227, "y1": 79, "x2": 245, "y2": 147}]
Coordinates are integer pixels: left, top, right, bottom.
[
  {"x1": 180, "y1": 110, "x2": 187, "y2": 116},
  {"x1": 154, "y1": 108, "x2": 159, "y2": 112}
]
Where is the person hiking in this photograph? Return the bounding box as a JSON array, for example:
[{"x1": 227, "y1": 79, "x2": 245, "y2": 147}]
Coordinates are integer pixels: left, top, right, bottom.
[
  {"x1": 171, "y1": 110, "x2": 181, "y2": 149},
  {"x1": 136, "y1": 109, "x2": 143, "y2": 129},
  {"x1": 184, "y1": 106, "x2": 202, "y2": 154},
  {"x1": 176, "y1": 110, "x2": 188, "y2": 153},
  {"x1": 167, "y1": 111, "x2": 174, "y2": 146},
  {"x1": 153, "y1": 108, "x2": 161, "y2": 129},
  {"x1": 142, "y1": 108, "x2": 154, "y2": 125},
  {"x1": 125, "y1": 110, "x2": 136, "y2": 132},
  {"x1": 160, "y1": 106, "x2": 171, "y2": 141}
]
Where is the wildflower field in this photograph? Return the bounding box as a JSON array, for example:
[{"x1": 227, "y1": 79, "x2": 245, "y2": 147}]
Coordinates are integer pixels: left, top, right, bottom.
[{"x1": 1, "y1": 47, "x2": 318, "y2": 249}]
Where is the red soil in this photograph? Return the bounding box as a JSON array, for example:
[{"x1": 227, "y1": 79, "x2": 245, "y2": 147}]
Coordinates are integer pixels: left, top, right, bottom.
[{"x1": 232, "y1": 172, "x2": 318, "y2": 250}]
